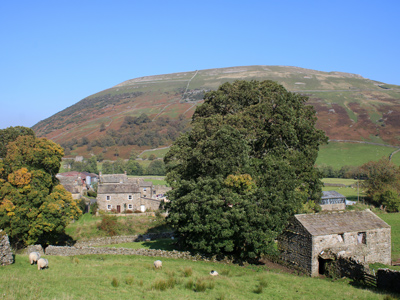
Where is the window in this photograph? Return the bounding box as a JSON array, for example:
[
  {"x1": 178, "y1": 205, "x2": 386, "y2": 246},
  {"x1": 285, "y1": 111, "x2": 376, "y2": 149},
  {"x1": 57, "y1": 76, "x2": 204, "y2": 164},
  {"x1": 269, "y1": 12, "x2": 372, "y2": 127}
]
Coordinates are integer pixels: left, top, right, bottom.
[
  {"x1": 106, "y1": 195, "x2": 111, "y2": 201},
  {"x1": 337, "y1": 233, "x2": 344, "y2": 242},
  {"x1": 128, "y1": 204, "x2": 133, "y2": 210},
  {"x1": 128, "y1": 195, "x2": 132, "y2": 200},
  {"x1": 107, "y1": 204, "x2": 112, "y2": 210},
  {"x1": 357, "y1": 232, "x2": 366, "y2": 244},
  {"x1": 143, "y1": 188, "x2": 147, "y2": 192}
]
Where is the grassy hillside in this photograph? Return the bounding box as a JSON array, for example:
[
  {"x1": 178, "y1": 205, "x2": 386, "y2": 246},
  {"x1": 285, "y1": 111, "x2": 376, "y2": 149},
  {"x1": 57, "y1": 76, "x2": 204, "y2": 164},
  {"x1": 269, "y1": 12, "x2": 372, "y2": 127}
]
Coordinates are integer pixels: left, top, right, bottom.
[
  {"x1": 316, "y1": 141, "x2": 400, "y2": 168},
  {"x1": 32, "y1": 65, "x2": 400, "y2": 160},
  {"x1": 1, "y1": 254, "x2": 394, "y2": 299}
]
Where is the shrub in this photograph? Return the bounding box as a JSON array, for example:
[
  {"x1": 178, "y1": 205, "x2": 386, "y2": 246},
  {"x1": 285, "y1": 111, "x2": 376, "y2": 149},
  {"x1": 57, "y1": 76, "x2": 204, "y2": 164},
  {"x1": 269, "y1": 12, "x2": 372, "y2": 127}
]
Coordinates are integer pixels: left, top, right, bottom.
[
  {"x1": 125, "y1": 275, "x2": 134, "y2": 285},
  {"x1": 194, "y1": 279, "x2": 207, "y2": 292},
  {"x1": 253, "y1": 285, "x2": 263, "y2": 294},
  {"x1": 90, "y1": 202, "x2": 98, "y2": 215},
  {"x1": 153, "y1": 279, "x2": 168, "y2": 291},
  {"x1": 87, "y1": 190, "x2": 97, "y2": 198},
  {"x1": 111, "y1": 278, "x2": 119, "y2": 287},
  {"x1": 182, "y1": 267, "x2": 193, "y2": 277},
  {"x1": 185, "y1": 279, "x2": 194, "y2": 290},
  {"x1": 97, "y1": 215, "x2": 120, "y2": 236}
]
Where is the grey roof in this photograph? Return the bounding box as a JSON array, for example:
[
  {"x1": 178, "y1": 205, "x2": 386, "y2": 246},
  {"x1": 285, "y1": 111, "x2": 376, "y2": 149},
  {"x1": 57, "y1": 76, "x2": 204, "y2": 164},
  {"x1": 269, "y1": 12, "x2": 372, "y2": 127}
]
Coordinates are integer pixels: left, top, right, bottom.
[
  {"x1": 63, "y1": 184, "x2": 81, "y2": 194},
  {"x1": 295, "y1": 210, "x2": 390, "y2": 236},
  {"x1": 101, "y1": 174, "x2": 127, "y2": 183},
  {"x1": 322, "y1": 191, "x2": 346, "y2": 199},
  {"x1": 98, "y1": 183, "x2": 139, "y2": 194}
]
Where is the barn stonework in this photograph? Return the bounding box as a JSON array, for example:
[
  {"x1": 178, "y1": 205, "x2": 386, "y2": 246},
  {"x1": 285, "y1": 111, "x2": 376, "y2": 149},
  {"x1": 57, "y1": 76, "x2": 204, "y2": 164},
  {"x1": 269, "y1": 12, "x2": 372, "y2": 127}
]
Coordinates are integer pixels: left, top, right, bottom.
[{"x1": 278, "y1": 210, "x2": 391, "y2": 277}]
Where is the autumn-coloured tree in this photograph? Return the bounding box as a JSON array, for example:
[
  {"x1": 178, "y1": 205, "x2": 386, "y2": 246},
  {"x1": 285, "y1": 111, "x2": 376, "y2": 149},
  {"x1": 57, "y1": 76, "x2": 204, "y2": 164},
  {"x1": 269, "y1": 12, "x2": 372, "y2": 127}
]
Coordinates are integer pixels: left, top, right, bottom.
[{"x1": 0, "y1": 134, "x2": 82, "y2": 248}]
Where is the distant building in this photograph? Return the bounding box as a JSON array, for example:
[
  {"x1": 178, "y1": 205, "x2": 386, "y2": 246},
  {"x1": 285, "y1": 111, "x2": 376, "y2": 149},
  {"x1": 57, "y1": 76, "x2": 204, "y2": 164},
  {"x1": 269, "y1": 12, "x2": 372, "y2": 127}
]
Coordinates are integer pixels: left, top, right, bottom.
[
  {"x1": 320, "y1": 190, "x2": 346, "y2": 210},
  {"x1": 96, "y1": 173, "x2": 163, "y2": 213},
  {"x1": 278, "y1": 210, "x2": 391, "y2": 277},
  {"x1": 57, "y1": 171, "x2": 98, "y2": 199}
]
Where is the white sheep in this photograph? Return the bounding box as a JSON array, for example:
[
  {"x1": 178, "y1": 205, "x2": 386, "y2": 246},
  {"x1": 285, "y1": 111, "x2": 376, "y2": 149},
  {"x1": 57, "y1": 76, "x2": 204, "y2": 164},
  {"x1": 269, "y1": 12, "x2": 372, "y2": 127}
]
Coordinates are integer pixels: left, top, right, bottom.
[
  {"x1": 29, "y1": 252, "x2": 41, "y2": 265},
  {"x1": 37, "y1": 258, "x2": 49, "y2": 270},
  {"x1": 154, "y1": 260, "x2": 162, "y2": 269},
  {"x1": 210, "y1": 270, "x2": 218, "y2": 276}
]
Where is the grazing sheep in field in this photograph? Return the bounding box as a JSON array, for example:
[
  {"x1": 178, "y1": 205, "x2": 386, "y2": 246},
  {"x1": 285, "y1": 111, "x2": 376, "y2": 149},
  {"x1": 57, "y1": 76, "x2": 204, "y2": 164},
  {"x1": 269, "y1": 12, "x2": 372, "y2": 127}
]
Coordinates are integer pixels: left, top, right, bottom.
[
  {"x1": 210, "y1": 270, "x2": 218, "y2": 276},
  {"x1": 154, "y1": 260, "x2": 162, "y2": 269},
  {"x1": 37, "y1": 258, "x2": 48, "y2": 270},
  {"x1": 29, "y1": 252, "x2": 40, "y2": 265}
]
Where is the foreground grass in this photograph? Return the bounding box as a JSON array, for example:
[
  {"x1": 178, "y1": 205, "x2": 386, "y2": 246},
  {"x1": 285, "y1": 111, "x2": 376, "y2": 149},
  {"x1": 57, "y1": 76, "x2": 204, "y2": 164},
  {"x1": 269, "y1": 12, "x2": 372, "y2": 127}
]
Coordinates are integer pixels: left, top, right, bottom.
[{"x1": 0, "y1": 254, "x2": 393, "y2": 300}]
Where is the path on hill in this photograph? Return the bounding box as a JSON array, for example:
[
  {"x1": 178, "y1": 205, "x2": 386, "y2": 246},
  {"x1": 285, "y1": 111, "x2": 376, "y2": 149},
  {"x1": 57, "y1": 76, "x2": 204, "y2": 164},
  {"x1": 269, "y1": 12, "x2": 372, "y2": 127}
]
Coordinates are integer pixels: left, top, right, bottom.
[{"x1": 181, "y1": 70, "x2": 199, "y2": 99}]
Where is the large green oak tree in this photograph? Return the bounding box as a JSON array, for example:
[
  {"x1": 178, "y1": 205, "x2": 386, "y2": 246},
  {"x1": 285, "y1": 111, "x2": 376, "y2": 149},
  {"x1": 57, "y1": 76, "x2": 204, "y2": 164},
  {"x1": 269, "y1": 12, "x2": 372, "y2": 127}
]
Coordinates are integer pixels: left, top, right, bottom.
[{"x1": 164, "y1": 80, "x2": 327, "y2": 260}]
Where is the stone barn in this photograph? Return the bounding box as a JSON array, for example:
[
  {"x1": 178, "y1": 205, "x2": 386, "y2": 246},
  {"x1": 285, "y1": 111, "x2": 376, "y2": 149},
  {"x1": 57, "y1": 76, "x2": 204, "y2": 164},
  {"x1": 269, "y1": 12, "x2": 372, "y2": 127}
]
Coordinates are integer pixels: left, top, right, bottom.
[{"x1": 278, "y1": 210, "x2": 391, "y2": 277}]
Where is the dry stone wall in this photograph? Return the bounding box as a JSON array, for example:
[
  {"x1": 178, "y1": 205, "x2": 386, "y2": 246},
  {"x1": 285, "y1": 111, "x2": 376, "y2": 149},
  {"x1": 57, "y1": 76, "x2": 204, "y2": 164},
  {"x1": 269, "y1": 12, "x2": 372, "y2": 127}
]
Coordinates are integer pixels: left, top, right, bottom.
[
  {"x1": 74, "y1": 232, "x2": 173, "y2": 247},
  {"x1": 0, "y1": 230, "x2": 14, "y2": 266}
]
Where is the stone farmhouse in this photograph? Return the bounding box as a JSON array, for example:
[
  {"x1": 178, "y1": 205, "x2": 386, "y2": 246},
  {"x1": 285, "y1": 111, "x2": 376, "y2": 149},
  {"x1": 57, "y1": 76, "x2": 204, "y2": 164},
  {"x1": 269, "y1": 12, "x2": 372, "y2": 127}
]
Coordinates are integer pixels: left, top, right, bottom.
[
  {"x1": 97, "y1": 173, "x2": 164, "y2": 213},
  {"x1": 320, "y1": 190, "x2": 346, "y2": 210},
  {"x1": 278, "y1": 210, "x2": 391, "y2": 277}
]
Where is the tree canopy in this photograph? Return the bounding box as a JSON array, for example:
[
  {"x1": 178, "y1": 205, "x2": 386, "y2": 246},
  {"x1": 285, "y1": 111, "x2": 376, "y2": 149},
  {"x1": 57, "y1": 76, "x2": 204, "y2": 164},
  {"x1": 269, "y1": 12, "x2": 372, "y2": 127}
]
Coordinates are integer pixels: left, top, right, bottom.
[
  {"x1": 164, "y1": 80, "x2": 327, "y2": 260},
  {"x1": 0, "y1": 129, "x2": 82, "y2": 248},
  {"x1": 361, "y1": 157, "x2": 400, "y2": 212}
]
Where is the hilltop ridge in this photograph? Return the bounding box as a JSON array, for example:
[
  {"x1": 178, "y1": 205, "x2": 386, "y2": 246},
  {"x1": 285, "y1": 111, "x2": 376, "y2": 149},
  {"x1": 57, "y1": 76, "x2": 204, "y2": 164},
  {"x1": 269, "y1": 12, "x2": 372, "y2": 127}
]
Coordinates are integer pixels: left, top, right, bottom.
[{"x1": 32, "y1": 65, "x2": 400, "y2": 160}]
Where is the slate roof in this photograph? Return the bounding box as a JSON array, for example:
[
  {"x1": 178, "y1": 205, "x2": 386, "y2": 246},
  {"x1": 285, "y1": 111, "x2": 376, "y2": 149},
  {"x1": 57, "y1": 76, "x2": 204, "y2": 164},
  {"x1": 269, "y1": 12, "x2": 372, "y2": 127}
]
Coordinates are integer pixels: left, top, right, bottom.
[
  {"x1": 295, "y1": 210, "x2": 390, "y2": 236},
  {"x1": 321, "y1": 191, "x2": 346, "y2": 199},
  {"x1": 98, "y1": 183, "x2": 140, "y2": 194}
]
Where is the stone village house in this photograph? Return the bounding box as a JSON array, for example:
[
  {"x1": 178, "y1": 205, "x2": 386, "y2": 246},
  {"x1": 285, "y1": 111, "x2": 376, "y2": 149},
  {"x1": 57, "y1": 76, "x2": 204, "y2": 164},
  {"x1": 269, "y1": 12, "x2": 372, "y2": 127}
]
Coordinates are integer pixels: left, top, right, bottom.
[
  {"x1": 96, "y1": 173, "x2": 164, "y2": 213},
  {"x1": 278, "y1": 210, "x2": 391, "y2": 277}
]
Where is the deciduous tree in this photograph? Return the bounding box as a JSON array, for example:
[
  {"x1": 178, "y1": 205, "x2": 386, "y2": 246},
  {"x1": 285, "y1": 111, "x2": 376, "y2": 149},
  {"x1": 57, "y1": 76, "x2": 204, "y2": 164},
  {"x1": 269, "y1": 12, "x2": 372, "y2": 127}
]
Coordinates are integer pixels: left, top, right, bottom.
[
  {"x1": 0, "y1": 134, "x2": 82, "y2": 248},
  {"x1": 361, "y1": 157, "x2": 400, "y2": 211},
  {"x1": 164, "y1": 80, "x2": 327, "y2": 260}
]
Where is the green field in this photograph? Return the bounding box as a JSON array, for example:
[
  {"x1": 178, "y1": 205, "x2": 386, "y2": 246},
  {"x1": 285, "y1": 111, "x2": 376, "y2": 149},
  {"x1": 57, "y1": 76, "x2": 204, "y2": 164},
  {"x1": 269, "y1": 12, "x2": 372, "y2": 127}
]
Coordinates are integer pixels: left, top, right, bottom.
[
  {"x1": 65, "y1": 214, "x2": 169, "y2": 241},
  {"x1": 0, "y1": 254, "x2": 393, "y2": 300},
  {"x1": 377, "y1": 213, "x2": 400, "y2": 262},
  {"x1": 316, "y1": 142, "x2": 400, "y2": 169}
]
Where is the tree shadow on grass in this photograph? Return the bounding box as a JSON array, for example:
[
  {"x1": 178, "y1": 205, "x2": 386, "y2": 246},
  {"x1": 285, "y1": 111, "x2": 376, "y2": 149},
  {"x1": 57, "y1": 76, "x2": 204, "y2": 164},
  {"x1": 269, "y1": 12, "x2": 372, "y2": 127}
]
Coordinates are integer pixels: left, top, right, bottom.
[{"x1": 141, "y1": 238, "x2": 176, "y2": 251}]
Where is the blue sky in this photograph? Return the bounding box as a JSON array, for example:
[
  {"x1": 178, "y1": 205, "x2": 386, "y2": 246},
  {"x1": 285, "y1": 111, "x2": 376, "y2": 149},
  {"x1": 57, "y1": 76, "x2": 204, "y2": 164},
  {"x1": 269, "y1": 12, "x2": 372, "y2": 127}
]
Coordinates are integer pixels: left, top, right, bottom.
[{"x1": 1, "y1": 0, "x2": 399, "y2": 129}]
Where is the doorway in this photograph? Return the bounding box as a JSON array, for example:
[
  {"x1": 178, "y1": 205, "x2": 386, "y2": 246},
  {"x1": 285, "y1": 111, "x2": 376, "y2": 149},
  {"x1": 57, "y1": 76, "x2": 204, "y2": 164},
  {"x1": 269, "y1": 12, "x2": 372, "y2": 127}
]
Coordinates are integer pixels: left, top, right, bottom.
[{"x1": 117, "y1": 205, "x2": 121, "y2": 213}]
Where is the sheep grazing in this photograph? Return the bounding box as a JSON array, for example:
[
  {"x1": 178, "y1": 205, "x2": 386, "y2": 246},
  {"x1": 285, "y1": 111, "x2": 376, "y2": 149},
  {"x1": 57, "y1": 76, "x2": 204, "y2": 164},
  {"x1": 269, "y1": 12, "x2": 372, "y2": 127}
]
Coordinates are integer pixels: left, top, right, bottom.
[
  {"x1": 29, "y1": 252, "x2": 41, "y2": 265},
  {"x1": 154, "y1": 260, "x2": 162, "y2": 269},
  {"x1": 210, "y1": 270, "x2": 218, "y2": 276},
  {"x1": 37, "y1": 258, "x2": 49, "y2": 270}
]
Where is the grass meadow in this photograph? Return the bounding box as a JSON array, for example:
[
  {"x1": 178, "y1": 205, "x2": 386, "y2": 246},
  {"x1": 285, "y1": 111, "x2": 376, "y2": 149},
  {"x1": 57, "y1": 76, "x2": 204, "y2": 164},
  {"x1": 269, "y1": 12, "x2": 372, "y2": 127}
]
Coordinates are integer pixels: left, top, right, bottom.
[
  {"x1": 0, "y1": 254, "x2": 394, "y2": 300},
  {"x1": 316, "y1": 142, "x2": 400, "y2": 169}
]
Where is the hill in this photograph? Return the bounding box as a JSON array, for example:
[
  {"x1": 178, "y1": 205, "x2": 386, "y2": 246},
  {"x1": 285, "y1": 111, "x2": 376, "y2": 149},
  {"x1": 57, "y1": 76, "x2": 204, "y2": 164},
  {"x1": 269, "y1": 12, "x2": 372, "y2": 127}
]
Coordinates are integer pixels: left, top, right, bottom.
[{"x1": 32, "y1": 65, "x2": 400, "y2": 160}]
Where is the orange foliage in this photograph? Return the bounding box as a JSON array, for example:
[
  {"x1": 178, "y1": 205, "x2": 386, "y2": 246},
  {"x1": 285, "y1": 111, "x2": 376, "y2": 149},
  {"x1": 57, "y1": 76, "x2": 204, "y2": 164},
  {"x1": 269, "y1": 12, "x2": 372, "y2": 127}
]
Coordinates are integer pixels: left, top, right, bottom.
[{"x1": 8, "y1": 168, "x2": 32, "y2": 187}]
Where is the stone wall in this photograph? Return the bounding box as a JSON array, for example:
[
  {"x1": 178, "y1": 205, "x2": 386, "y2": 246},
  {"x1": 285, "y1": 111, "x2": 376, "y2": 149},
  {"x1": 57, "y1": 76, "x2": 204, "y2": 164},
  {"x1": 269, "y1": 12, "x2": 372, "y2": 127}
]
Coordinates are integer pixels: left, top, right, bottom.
[
  {"x1": 320, "y1": 203, "x2": 346, "y2": 211},
  {"x1": 0, "y1": 230, "x2": 14, "y2": 266},
  {"x1": 278, "y1": 218, "x2": 313, "y2": 275},
  {"x1": 74, "y1": 232, "x2": 174, "y2": 247},
  {"x1": 45, "y1": 245, "x2": 230, "y2": 264},
  {"x1": 311, "y1": 227, "x2": 391, "y2": 276}
]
